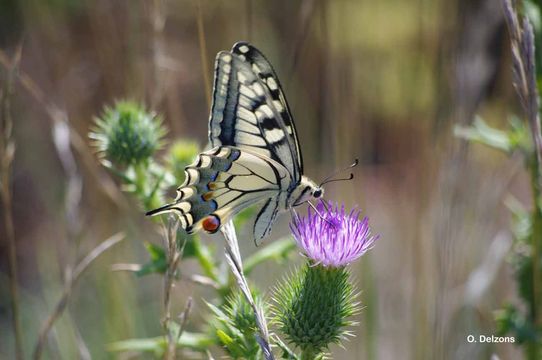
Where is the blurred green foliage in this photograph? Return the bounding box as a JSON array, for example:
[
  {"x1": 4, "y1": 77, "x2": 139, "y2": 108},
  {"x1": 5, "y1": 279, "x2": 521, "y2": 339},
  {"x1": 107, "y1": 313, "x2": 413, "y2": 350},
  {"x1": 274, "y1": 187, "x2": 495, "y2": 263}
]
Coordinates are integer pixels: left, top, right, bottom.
[
  {"x1": 136, "y1": 242, "x2": 168, "y2": 277},
  {"x1": 208, "y1": 291, "x2": 264, "y2": 359},
  {"x1": 457, "y1": 91, "x2": 542, "y2": 359},
  {"x1": 454, "y1": 116, "x2": 530, "y2": 154},
  {"x1": 167, "y1": 139, "x2": 201, "y2": 185},
  {"x1": 456, "y1": 1, "x2": 542, "y2": 356}
]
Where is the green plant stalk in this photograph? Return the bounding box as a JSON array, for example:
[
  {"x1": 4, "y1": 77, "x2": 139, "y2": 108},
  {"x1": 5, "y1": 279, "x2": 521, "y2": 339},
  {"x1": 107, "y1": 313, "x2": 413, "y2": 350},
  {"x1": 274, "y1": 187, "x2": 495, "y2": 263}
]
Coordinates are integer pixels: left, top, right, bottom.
[
  {"x1": 133, "y1": 161, "x2": 163, "y2": 211},
  {"x1": 299, "y1": 348, "x2": 323, "y2": 360},
  {"x1": 134, "y1": 162, "x2": 148, "y2": 205},
  {"x1": 1, "y1": 155, "x2": 22, "y2": 360},
  {"x1": 192, "y1": 236, "x2": 219, "y2": 282},
  {"x1": 301, "y1": 349, "x2": 316, "y2": 360},
  {"x1": 107, "y1": 331, "x2": 214, "y2": 353},
  {"x1": 146, "y1": 170, "x2": 165, "y2": 210},
  {"x1": 362, "y1": 255, "x2": 377, "y2": 360},
  {"x1": 524, "y1": 0, "x2": 542, "y2": 338},
  {"x1": 528, "y1": 155, "x2": 542, "y2": 359},
  {"x1": 1, "y1": 52, "x2": 23, "y2": 360}
]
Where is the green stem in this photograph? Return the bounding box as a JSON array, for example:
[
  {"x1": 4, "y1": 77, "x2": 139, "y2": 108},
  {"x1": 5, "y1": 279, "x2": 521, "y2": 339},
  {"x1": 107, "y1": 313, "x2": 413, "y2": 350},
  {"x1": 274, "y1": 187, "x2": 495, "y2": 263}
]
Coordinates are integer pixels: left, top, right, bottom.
[
  {"x1": 528, "y1": 155, "x2": 542, "y2": 359},
  {"x1": 107, "y1": 331, "x2": 214, "y2": 353},
  {"x1": 134, "y1": 162, "x2": 147, "y2": 196},
  {"x1": 134, "y1": 162, "x2": 156, "y2": 210},
  {"x1": 300, "y1": 348, "x2": 317, "y2": 360},
  {"x1": 299, "y1": 348, "x2": 323, "y2": 360},
  {"x1": 192, "y1": 236, "x2": 218, "y2": 283},
  {"x1": 1, "y1": 50, "x2": 23, "y2": 360}
]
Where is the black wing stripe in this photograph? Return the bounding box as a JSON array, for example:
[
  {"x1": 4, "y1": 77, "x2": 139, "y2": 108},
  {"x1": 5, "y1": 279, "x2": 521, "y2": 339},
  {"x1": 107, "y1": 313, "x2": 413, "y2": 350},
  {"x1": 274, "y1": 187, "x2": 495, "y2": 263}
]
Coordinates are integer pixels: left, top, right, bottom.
[
  {"x1": 232, "y1": 42, "x2": 303, "y2": 178},
  {"x1": 253, "y1": 196, "x2": 280, "y2": 245},
  {"x1": 208, "y1": 42, "x2": 303, "y2": 185}
]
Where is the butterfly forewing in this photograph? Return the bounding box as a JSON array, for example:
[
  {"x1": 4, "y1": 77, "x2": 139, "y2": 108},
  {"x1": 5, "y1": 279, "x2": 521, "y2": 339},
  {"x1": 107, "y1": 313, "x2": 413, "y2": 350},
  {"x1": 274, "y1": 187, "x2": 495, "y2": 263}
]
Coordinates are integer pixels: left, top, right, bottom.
[
  {"x1": 232, "y1": 42, "x2": 303, "y2": 177},
  {"x1": 209, "y1": 43, "x2": 302, "y2": 185}
]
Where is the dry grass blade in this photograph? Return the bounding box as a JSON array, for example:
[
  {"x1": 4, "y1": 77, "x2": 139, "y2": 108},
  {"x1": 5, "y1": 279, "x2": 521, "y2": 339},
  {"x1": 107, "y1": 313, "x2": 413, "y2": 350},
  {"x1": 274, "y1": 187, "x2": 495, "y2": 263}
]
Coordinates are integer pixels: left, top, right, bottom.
[
  {"x1": 196, "y1": 0, "x2": 211, "y2": 112},
  {"x1": 245, "y1": 0, "x2": 252, "y2": 41},
  {"x1": 163, "y1": 217, "x2": 182, "y2": 323},
  {"x1": 149, "y1": 0, "x2": 168, "y2": 108},
  {"x1": 53, "y1": 117, "x2": 82, "y2": 237},
  {"x1": 221, "y1": 221, "x2": 275, "y2": 360},
  {"x1": 165, "y1": 296, "x2": 193, "y2": 358},
  {"x1": 0, "y1": 42, "x2": 24, "y2": 360},
  {"x1": 463, "y1": 231, "x2": 513, "y2": 305},
  {"x1": 161, "y1": 217, "x2": 197, "y2": 359},
  {"x1": 186, "y1": 274, "x2": 220, "y2": 289},
  {"x1": 163, "y1": 217, "x2": 185, "y2": 360},
  {"x1": 206, "y1": 350, "x2": 216, "y2": 360},
  {"x1": 111, "y1": 263, "x2": 143, "y2": 272},
  {"x1": 73, "y1": 324, "x2": 91, "y2": 360},
  {"x1": 502, "y1": 0, "x2": 542, "y2": 327},
  {"x1": 33, "y1": 232, "x2": 125, "y2": 360},
  {"x1": 502, "y1": 0, "x2": 542, "y2": 172},
  {"x1": 0, "y1": 49, "x2": 126, "y2": 209},
  {"x1": 289, "y1": 0, "x2": 317, "y2": 79}
]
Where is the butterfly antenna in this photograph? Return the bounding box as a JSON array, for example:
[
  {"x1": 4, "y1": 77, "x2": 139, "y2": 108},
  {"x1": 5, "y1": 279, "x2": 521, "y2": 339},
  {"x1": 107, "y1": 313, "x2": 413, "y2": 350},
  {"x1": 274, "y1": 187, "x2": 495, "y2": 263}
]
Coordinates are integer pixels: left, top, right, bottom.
[
  {"x1": 319, "y1": 159, "x2": 359, "y2": 187},
  {"x1": 321, "y1": 173, "x2": 354, "y2": 186}
]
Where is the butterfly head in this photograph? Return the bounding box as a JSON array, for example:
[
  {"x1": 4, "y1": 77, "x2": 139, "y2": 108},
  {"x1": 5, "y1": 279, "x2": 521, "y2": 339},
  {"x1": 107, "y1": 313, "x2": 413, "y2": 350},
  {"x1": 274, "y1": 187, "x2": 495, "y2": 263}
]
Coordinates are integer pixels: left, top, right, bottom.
[
  {"x1": 291, "y1": 159, "x2": 359, "y2": 207},
  {"x1": 292, "y1": 176, "x2": 324, "y2": 206}
]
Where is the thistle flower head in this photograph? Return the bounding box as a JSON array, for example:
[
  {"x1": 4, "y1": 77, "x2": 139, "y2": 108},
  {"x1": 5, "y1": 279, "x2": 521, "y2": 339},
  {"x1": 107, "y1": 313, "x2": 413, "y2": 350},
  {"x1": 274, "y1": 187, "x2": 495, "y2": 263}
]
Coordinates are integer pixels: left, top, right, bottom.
[
  {"x1": 90, "y1": 101, "x2": 165, "y2": 166},
  {"x1": 291, "y1": 201, "x2": 378, "y2": 267},
  {"x1": 273, "y1": 265, "x2": 359, "y2": 355}
]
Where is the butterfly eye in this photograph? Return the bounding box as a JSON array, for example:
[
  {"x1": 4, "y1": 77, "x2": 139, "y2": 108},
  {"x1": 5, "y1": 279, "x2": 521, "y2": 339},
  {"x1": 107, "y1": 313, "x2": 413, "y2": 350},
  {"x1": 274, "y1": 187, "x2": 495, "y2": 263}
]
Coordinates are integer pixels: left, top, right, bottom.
[{"x1": 313, "y1": 189, "x2": 322, "y2": 198}]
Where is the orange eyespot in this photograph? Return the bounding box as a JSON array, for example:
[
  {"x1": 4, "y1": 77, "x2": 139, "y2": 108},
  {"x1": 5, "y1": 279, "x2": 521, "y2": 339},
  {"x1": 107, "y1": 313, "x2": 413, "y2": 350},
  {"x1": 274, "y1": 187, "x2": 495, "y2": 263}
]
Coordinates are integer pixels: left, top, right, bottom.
[
  {"x1": 202, "y1": 214, "x2": 221, "y2": 233},
  {"x1": 203, "y1": 192, "x2": 214, "y2": 201}
]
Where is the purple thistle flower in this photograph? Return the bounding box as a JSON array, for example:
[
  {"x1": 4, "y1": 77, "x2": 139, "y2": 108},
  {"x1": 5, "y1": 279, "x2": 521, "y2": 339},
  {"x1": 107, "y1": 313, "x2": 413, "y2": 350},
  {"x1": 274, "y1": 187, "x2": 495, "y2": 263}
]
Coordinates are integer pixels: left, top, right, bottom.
[{"x1": 290, "y1": 201, "x2": 378, "y2": 267}]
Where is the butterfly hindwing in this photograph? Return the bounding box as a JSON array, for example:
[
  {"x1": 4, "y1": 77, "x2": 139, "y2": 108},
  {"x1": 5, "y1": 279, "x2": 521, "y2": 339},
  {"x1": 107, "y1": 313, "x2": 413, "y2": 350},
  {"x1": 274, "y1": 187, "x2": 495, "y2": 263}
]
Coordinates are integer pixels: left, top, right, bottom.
[
  {"x1": 150, "y1": 146, "x2": 291, "y2": 234},
  {"x1": 253, "y1": 196, "x2": 281, "y2": 245}
]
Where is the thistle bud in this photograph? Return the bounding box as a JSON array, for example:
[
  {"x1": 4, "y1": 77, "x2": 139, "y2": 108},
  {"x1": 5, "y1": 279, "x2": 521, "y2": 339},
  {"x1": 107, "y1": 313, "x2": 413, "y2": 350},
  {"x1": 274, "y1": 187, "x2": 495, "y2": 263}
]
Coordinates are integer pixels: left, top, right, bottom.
[
  {"x1": 167, "y1": 140, "x2": 200, "y2": 183},
  {"x1": 273, "y1": 265, "x2": 359, "y2": 358},
  {"x1": 90, "y1": 101, "x2": 165, "y2": 166},
  {"x1": 209, "y1": 291, "x2": 265, "y2": 359}
]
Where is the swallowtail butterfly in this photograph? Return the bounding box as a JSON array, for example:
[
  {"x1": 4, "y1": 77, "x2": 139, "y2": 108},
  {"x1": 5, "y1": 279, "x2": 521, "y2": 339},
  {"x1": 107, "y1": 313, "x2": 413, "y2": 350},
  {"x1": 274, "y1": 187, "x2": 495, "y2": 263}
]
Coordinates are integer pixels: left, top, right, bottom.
[{"x1": 147, "y1": 42, "x2": 326, "y2": 244}]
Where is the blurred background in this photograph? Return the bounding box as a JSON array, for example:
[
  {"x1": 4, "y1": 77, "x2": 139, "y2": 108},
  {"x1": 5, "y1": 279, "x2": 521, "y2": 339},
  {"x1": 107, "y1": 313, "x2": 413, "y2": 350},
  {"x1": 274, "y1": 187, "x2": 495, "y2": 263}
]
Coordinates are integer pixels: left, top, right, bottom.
[{"x1": 0, "y1": 0, "x2": 530, "y2": 359}]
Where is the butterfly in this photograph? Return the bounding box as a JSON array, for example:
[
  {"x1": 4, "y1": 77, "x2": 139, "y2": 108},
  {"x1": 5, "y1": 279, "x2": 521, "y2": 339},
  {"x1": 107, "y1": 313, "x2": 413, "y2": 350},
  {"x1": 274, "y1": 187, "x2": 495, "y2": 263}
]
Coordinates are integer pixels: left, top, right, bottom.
[{"x1": 147, "y1": 42, "x2": 331, "y2": 245}]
